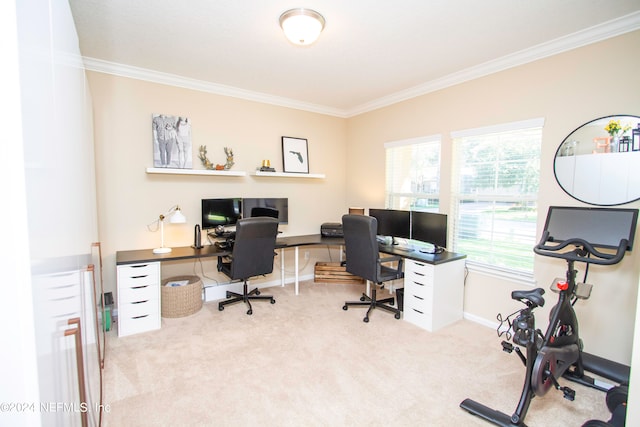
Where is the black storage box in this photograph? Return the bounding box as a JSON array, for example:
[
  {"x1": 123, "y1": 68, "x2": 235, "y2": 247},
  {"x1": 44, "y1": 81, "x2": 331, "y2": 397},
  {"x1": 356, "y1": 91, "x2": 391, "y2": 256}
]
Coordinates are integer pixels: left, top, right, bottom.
[{"x1": 321, "y1": 222, "x2": 343, "y2": 237}]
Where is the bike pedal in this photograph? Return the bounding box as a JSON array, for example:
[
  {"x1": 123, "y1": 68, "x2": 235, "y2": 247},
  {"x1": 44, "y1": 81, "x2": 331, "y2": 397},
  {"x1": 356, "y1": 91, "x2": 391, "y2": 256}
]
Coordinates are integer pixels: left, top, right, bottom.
[
  {"x1": 562, "y1": 387, "x2": 576, "y2": 401},
  {"x1": 501, "y1": 341, "x2": 514, "y2": 353}
]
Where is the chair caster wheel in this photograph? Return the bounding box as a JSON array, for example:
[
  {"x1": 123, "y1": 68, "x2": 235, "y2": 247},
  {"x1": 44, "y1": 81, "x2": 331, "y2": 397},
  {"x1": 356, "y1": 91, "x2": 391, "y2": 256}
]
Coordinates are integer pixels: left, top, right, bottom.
[
  {"x1": 363, "y1": 317, "x2": 369, "y2": 323},
  {"x1": 395, "y1": 313, "x2": 401, "y2": 319},
  {"x1": 255, "y1": 290, "x2": 261, "y2": 296},
  {"x1": 218, "y1": 305, "x2": 224, "y2": 311},
  {"x1": 247, "y1": 309, "x2": 253, "y2": 315},
  {"x1": 270, "y1": 299, "x2": 276, "y2": 304},
  {"x1": 360, "y1": 296, "x2": 366, "y2": 302},
  {"x1": 343, "y1": 305, "x2": 348, "y2": 310}
]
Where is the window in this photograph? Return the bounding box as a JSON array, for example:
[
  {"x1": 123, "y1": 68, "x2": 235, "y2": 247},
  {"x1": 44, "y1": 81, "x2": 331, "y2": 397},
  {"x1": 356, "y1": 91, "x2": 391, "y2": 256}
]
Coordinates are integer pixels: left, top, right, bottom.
[
  {"x1": 451, "y1": 119, "x2": 543, "y2": 279},
  {"x1": 384, "y1": 135, "x2": 441, "y2": 212}
]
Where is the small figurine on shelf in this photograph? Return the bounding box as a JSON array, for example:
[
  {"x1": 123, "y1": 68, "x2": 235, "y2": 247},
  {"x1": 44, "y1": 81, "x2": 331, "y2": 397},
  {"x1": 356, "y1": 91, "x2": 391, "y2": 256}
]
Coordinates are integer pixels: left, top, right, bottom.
[
  {"x1": 199, "y1": 146, "x2": 235, "y2": 170},
  {"x1": 224, "y1": 147, "x2": 234, "y2": 170},
  {"x1": 259, "y1": 159, "x2": 275, "y2": 172},
  {"x1": 215, "y1": 147, "x2": 234, "y2": 170},
  {"x1": 198, "y1": 145, "x2": 214, "y2": 170}
]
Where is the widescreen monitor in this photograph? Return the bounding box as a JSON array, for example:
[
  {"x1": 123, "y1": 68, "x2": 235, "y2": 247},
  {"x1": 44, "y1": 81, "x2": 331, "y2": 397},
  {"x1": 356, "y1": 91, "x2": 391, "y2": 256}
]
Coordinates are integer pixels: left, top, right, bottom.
[
  {"x1": 368, "y1": 208, "x2": 411, "y2": 240},
  {"x1": 411, "y1": 211, "x2": 447, "y2": 250},
  {"x1": 242, "y1": 198, "x2": 289, "y2": 224},
  {"x1": 542, "y1": 206, "x2": 638, "y2": 251},
  {"x1": 201, "y1": 198, "x2": 242, "y2": 229}
]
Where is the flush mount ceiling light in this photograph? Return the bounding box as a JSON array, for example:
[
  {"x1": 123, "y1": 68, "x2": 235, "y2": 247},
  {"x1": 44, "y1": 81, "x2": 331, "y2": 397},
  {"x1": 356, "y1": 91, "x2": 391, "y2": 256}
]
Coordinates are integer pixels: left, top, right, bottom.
[{"x1": 279, "y1": 8, "x2": 325, "y2": 46}]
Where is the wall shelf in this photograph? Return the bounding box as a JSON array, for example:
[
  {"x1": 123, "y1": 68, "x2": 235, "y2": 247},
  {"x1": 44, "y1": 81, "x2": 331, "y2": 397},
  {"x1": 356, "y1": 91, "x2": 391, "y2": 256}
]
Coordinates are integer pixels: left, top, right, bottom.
[
  {"x1": 251, "y1": 171, "x2": 325, "y2": 179},
  {"x1": 146, "y1": 168, "x2": 246, "y2": 177}
]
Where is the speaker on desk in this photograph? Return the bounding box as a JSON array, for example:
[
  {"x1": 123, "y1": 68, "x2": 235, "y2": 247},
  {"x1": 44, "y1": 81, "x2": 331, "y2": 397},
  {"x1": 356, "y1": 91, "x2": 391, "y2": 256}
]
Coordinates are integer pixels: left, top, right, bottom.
[{"x1": 192, "y1": 224, "x2": 203, "y2": 249}]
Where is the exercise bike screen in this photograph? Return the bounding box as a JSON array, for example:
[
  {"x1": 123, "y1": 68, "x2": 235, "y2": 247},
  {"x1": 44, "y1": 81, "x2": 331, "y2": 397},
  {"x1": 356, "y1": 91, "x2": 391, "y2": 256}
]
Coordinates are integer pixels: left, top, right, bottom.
[{"x1": 543, "y1": 206, "x2": 638, "y2": 251}]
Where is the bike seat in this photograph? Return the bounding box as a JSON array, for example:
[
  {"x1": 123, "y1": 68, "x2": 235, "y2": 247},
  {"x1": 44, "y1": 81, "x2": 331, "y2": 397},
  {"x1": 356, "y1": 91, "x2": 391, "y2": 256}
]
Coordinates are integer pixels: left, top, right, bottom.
[{"x1": 512, "y1": 288, "x2": 545, "y2": 307}]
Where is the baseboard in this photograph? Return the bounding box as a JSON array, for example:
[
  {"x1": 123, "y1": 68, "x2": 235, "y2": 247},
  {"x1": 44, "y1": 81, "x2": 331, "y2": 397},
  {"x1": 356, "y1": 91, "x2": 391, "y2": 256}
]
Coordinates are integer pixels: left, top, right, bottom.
[{"x1": 463, "y1": 311, "x2": 499, "y2": 330}]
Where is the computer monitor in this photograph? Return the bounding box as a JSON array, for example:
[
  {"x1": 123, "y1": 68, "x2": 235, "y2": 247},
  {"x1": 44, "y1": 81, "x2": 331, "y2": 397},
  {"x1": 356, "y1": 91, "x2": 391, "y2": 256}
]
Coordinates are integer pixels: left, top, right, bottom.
[
  {"x1": 542, "y1": 206, "x2": 638, "y2": 251},
  {"x1": 201, "y1": 198, "x2": 242, "y2": 229},
  {"x1": 368, "y1": 208, "x2": 411, "y2": 240},
  {"x1": 411, "y1": 211, "x2": 447, "y2": 250},
  {"x1": 242, "y1": 198, "x2": 289, "y2": 224}
]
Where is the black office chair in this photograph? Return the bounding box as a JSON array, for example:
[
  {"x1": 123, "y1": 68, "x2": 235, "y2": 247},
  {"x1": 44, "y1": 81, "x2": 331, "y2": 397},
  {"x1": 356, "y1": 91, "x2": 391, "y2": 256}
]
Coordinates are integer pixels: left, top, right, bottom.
[
  {"x1": 217, "y1": 217, "x2": 279, "y2": 315},
  {"x1": 341, "y1": 214, "x2": 404, "y2": 322}
]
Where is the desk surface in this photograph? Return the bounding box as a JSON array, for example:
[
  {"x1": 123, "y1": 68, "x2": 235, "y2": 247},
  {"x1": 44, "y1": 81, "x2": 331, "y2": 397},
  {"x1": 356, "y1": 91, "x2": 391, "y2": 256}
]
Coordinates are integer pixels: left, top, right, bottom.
[{"x1": 116, "y1": 234, "x2": 465, "y2": 266}]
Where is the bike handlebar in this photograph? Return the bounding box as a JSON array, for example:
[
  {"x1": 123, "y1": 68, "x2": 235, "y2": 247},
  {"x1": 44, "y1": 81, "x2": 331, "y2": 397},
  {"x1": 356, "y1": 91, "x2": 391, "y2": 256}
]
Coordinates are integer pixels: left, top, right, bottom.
[{"x1": 533, "y1": 231, "x2": 629, "y2": 265}]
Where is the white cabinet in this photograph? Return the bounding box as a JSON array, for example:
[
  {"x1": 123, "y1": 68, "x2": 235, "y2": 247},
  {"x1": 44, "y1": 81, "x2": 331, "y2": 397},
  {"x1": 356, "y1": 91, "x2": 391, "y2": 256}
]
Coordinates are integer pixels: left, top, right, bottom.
[
  {"x1": 32, "y1": 266, "x2": 102, "y2": 427},
  {"x1": 403, "y1": 258, "x2": 465, "y2": 332},
  {"x1": 117, "y1": 262, "x2": 161, "y2": 337},
  {"x1": 555, "y1": 152, "x2": 640, "y2": 205}
]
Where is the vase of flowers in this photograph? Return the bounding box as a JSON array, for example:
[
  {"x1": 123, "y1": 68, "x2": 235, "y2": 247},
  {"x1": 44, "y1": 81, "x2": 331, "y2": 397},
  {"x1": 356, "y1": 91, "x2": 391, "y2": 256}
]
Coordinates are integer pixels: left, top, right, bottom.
[{"x1": 605, "y1": 119, "x2": 631, "y2": 153}]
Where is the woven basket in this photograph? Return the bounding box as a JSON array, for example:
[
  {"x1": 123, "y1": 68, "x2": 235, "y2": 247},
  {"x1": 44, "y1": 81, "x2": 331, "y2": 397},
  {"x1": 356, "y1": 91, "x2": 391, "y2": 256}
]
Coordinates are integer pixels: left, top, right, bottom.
[{"x1": 161, "y1": 275, "x2": 203, "y2": 318}]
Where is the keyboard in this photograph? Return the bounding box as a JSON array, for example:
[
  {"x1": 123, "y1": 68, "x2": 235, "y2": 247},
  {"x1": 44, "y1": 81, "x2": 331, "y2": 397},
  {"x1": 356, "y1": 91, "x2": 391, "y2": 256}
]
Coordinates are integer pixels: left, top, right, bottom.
[{"x1": 215, "y1": 240, "x2": 233, "y2": 250}]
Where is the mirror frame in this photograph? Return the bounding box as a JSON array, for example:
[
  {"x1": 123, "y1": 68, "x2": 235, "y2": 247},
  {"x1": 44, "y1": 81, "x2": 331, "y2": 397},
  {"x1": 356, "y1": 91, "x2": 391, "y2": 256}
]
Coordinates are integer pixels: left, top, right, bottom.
[{"x1": 554, "y1": 114, "x2": 640, "y2": 206}]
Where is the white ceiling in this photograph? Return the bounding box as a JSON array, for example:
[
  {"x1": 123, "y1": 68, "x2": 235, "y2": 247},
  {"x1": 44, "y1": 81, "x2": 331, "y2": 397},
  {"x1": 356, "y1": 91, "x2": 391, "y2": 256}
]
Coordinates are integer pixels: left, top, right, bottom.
[{"x1": 68, "y1": 0, "x2": 640, "y2": 117}]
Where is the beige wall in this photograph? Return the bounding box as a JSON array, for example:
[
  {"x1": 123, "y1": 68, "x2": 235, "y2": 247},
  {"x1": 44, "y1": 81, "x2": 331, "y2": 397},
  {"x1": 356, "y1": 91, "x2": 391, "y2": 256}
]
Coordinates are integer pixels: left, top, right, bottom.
[
  {"x1": 89, "y1": 72, "x2": 348, "y2": 298},
  {"x1": 91, "y1": 30, "x2": 640, "y2": 364},
  {"x1": 346, "y1": 30, "x2": 640, "y2": 364}
]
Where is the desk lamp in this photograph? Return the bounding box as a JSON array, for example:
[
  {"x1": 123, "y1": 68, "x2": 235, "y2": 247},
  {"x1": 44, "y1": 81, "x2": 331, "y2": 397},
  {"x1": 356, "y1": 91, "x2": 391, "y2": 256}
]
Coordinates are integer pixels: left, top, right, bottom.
[{"x1": 148, "y1": 205, "x2": 186, "y2": 254}]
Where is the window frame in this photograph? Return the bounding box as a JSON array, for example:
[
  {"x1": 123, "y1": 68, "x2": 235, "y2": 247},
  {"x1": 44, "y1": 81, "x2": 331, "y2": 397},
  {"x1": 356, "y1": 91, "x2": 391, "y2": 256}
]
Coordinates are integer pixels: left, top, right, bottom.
[
  {"x1": 384, "y1": 134, "x2": 442, "y2": 212},
  {"x1": 450, "y1": 118, "x2": 544, "y2": 283}
]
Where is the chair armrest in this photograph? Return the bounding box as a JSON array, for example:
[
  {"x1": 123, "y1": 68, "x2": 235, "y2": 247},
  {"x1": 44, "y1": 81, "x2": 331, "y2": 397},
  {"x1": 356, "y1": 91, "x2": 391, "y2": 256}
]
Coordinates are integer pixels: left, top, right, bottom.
[
  {"x1": 378, "y1": 256, "x2": 404, "y2": 273},
  {"x1": 379, "y1": 256, "x2": 403, "y2": 264}
]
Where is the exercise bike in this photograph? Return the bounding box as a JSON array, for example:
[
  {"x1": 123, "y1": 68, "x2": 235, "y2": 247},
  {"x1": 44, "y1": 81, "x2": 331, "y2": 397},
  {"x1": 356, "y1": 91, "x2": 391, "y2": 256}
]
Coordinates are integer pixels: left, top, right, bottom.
[{"x1": 460, "y1": 206, "x2": 638, "y2": 427}]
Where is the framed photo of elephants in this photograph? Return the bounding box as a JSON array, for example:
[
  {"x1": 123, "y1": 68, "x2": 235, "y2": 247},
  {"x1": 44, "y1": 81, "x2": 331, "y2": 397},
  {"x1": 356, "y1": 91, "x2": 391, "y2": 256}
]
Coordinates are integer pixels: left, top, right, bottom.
[{"x1": 151, "y1": 113, "x2": 192, "y2": 169}]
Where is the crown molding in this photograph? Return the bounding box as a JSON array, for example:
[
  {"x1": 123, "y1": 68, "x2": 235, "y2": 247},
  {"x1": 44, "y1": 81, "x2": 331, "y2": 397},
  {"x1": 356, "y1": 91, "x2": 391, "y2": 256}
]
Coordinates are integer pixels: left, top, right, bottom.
[
  {"x1": 82, "y1": 57, "x2": 347, "y2": 118},
  {"x1": 345, "y1": 11, "x2": 640, "y2": 117},
  {"x1": 82, "y1": 11, "x2": 640, "y2": 119}
]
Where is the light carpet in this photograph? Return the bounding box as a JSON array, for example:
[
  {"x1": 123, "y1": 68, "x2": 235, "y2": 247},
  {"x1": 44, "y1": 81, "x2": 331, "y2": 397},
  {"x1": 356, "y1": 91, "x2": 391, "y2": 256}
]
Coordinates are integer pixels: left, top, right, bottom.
[{"x1": 102, "y1": 280, "x2": 612, "y2": 426}]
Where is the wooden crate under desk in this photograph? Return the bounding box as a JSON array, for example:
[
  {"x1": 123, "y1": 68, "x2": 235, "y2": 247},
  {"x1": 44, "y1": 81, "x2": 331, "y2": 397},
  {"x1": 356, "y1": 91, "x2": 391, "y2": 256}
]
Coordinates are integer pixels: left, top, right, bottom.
[{"x1": 314, "y1": 262, "x2": 365, "y2": 284}]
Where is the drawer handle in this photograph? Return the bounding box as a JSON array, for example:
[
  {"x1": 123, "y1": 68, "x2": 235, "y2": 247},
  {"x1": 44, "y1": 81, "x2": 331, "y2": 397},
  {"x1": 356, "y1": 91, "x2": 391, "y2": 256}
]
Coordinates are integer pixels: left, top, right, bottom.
[
  {"x1": 412, "y1": 295, "x2": 424, "y2": 300},
  {"x1": 132, "y1": 314, "x2": 149, "y2": 319},
  {"x1": 414, "y1": 272, "x2": 425, "y2": 277},
  {"x1": 414, "y1": 262, "x2": 425, "y2": 267},
  {"x1": 131, "y1": 264, "x2": 149, "y2": 268},
  {"x1": 132, "y1": 285, "x2": 149, "y2": 289},
  {"x1": 132, "y1": 300, "x2": 149, "y2": 304},
  {"x1": 131, "y1": 275, "x2": 149, "y2": 279},
  {"x1": 413, "y1": 281, "x2": 425, "y2": 286},
  {"x1": 52, "y1": 295, "x2": 76, "y2": 302},
  {"x1": 412, "y1": 308, "x2": 424, "y2": 314}
]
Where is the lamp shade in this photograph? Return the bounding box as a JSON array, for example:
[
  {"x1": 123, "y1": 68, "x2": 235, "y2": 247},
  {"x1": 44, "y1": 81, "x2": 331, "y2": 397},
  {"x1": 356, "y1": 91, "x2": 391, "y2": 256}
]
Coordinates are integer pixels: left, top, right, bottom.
[
  {"x1": 169, "y1": 207, "x2": 186, "y2": 224},
  {"x1": 279, "y1": 8, "x2": 325, "y2": 46}
]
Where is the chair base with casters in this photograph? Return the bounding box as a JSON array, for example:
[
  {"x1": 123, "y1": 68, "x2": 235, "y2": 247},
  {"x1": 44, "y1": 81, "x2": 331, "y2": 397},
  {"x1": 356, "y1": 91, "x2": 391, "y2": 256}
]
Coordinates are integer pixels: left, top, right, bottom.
[
  {"x1": 218, "y1": 281, "x2": 275, "y2": 315},
  {"x1": 343, "y1": 284, "x2": 401, "y2": 322}
]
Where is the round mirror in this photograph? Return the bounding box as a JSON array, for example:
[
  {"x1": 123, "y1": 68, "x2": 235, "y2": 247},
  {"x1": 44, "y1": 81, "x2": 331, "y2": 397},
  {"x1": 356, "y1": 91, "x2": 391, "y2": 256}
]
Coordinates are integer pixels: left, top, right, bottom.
[{"x1": 554, "y1": 114, "x2": 640, "y2": 206}]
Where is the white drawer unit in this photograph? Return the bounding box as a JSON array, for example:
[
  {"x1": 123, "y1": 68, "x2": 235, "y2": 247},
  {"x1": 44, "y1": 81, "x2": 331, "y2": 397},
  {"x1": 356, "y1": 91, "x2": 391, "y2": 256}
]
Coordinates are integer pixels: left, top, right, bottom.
[
  {"x1": 117, "y1": 262, "x2": 161, "y2": 337},
  {"x1": 403, "y1": 258, "x2": 465, "y2": 332}
]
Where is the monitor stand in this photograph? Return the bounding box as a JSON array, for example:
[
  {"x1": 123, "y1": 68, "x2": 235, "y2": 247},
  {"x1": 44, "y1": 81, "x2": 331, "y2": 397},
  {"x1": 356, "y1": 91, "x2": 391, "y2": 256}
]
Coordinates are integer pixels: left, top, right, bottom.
[
  {"x1": 392, "y1": 237, "x2": 414, "y2": 252},
  {"x1": 419, "y1": 244, "x2": 444, "y2": 254}
]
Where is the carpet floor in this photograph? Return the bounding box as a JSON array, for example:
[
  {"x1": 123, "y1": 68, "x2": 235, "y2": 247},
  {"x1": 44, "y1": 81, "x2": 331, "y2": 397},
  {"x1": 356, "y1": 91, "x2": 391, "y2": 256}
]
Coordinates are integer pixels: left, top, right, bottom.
[{"x1": 102, "y1": 280, "x2": 611, "y2": 426}]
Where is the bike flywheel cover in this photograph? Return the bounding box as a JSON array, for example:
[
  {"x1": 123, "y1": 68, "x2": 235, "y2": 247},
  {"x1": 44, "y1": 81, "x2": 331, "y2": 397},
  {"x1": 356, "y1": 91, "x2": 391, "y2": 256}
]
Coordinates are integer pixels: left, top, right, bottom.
[{"x1": 532, "y1": 348, "x2": 557, "y2": 396}]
